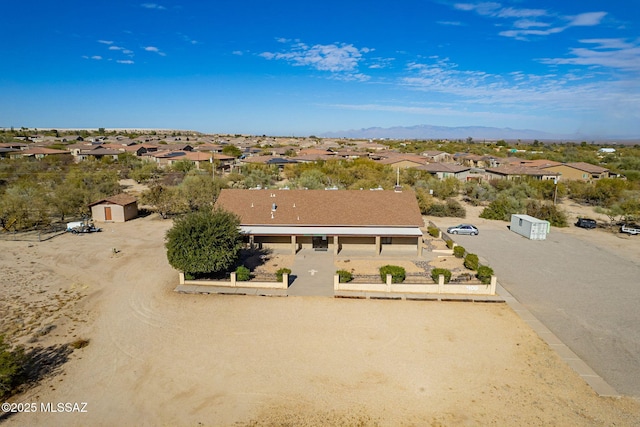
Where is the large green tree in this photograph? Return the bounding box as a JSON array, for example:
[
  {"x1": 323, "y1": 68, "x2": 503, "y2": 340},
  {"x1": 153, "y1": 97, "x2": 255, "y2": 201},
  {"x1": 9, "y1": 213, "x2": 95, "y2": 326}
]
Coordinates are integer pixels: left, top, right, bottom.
[{"x1": 165, "y1": 209, "x2": 243, "y2": 276}]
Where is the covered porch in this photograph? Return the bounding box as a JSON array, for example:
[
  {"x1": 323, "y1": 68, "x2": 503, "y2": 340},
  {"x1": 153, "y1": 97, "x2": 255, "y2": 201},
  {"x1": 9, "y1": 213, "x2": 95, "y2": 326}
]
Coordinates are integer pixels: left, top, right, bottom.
[{"x1": 243, "y1": 225, "x2": 423, "y2": 256}]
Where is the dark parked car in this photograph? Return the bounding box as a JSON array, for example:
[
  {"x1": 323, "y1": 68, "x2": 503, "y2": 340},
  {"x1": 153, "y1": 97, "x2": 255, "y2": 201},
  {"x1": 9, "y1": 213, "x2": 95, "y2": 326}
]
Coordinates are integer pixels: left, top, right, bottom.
[
  {"x1": 575, "y1": 218, "x2": 597, "y2": 229},
  {"x1": 446, "y1": 224, "x2": 479, "y2": 235}
]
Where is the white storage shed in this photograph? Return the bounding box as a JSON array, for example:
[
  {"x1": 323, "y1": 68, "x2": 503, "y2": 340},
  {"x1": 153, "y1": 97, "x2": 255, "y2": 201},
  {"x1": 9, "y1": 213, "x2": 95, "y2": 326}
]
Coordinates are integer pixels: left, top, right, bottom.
[{"x1": 510, "y1": 214, "x2": 550, "y2": 240}]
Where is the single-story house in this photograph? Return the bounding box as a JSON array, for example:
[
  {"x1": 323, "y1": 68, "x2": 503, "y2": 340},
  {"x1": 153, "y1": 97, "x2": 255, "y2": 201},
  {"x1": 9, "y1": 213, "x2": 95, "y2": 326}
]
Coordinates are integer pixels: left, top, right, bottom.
[
  {"x1": 376, "y1": 153, "x2": 427, "y2": 169},
  {"x1": 417, "y1": 163, "x2": 471, "y2": 180},
  {"x1": 420, "y1": 150, "x2": 451, "y2": 162},
  {"x1": 297, "y1": 148, "x2": 336, "y2": 157},
  {"x1": 238, "y1": 156, "x2": 298, "y2": 169},
  {"x1": 0, "y1": 147, "x2": 19, "y2": 158},
  {"x1": 215, "y1": 188, "x2": 424, "y2": 255},
  {"x1": 484, "y1": 166, "x2": 560, "y2": 181},
  {"x1": 455, "y1": 154, "x2": 499, "y2": 168},
  {"x1": 194, "y1": 144, "x2": 224, "y2": 153},
  {"x1": 88, "y1": 194, "x2": 139, "y2": 222},
  {"x1": 540, "y1": 162, "x2": 610, "y2": 181},
  {"x1": 505, "y1": 158, "x2": 562, "y2": 169},
  {"x1": 12, "y1": 147, "x2": 73, "y2": 160},
  {"x1": 293, "y1": 154, "x2": 336, "y2": 163},
  {"x1": 0, "y1": 142, "x2": 28, "y2": 150},
  {"x1": 75, "y1": 146, "x2": 122, "y2": 162}
]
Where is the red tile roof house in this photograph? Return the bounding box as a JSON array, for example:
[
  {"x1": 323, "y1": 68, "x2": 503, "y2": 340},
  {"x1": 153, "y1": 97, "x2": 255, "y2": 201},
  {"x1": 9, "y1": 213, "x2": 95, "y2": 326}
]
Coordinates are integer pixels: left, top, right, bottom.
[
  {"x1": 215, "y1": 188, "x2": 425, "y2": 256},
  {"x1": 88, "y1": 194, "x2": 139, "y2": 222}
]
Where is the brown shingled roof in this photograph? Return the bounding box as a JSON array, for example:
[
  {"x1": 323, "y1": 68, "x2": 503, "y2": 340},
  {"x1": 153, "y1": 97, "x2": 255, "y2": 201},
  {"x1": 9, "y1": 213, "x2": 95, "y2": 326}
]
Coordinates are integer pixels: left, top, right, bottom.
[
  {"x1": 88, "y1": 193, "x2": 137, "y2": 207},
  {"x1": 564, "y1": 162, "x2": 609, "y2": 173},
  {"x1": 215, "y1": 189, "x2": 423, "y2": 227}
]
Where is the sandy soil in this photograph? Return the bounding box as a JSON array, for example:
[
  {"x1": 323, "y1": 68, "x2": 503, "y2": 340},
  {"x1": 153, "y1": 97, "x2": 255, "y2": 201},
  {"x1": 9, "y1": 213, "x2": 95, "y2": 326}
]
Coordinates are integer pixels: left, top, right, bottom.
[{"x1": 1, "y1": 204, "x2": 640, "y2": 426}]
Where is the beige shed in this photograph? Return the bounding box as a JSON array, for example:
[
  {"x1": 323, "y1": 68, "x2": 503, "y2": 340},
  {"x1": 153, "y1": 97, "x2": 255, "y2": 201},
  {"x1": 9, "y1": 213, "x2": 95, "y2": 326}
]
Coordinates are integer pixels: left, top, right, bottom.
[{"x1": 89, "y1": 194, "x2": 139, "y2": 223}]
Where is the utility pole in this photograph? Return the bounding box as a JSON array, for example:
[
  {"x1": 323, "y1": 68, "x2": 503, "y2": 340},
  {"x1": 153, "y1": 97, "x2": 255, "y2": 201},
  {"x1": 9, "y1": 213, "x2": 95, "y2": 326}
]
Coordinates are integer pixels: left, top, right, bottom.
[{"x1": 211, "y1": 151, "x2": 215, "y2": 180}]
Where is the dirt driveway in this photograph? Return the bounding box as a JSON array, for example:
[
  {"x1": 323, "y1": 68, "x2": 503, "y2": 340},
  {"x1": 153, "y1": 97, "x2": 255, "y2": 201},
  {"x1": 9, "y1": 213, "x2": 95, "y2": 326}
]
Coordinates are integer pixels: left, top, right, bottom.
[{"x1": 1, "y1": 212, "x2": 640, "y2": 426}]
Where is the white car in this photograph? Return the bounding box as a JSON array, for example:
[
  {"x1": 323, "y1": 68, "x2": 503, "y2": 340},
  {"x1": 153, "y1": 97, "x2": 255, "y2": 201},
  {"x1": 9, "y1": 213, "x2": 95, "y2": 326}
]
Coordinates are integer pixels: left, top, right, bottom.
[
  {"x1": 446, "y1": 224, "x2": 479, "y2": 235},
  {"x1": 620, "y1": 224, "x2": 640, "y2": 235}
]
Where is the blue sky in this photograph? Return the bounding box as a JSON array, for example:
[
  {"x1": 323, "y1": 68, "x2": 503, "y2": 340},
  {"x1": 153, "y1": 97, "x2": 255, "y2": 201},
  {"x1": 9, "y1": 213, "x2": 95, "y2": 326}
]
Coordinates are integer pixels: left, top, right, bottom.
[{"x1": 1, "y1": 1, "x2": 638, "y2": 138}]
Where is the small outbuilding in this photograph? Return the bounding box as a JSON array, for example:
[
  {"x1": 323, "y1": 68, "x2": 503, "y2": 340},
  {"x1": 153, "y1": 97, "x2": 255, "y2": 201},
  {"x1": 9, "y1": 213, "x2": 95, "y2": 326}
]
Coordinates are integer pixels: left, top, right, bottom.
[
  {"x1": 510, "y1": 214, "x2": 549, "y2": 240},
  {"x1": 89, "y1": 194, "x2": 139, "y2": 223}
]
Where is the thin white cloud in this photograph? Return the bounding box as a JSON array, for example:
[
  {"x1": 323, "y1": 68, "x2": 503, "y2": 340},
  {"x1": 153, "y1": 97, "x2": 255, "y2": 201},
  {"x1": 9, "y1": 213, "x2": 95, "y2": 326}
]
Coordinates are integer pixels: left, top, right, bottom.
[
  {"x1": 141, "y1": 3, "x2": 166, "y2": 10},
  {"x1": 397, "y1": 55, "x2": 640, "y2": 123},
  {"x1": 232, "y1": 51, "x2": 244, "y2": 56},
  {"x1": 513, "y1": 19, "x2": 551, "y2": 30},
  {"x1": 117, "y1": 60, "x2": 135, "y2": 64},
  {"x1": 539, "y1": 38, "x2": 640, "y2": 71},
  {"x1": 495, "y1": 7, "x2": 547, "y2": 19},
  {"x1": 499, "y1": 27, "x2": 565, "y2": 40},
  {"x1": 453, "y1": 3, "x2": 607, "y2": 41},
  {"x1": 437, "y1": 21, "x2": 465, "y2": 26},
  {"x1": 568, "y1": 12, "x2": 607, "y2": 27},
  {"x1": 82, "y1": 55, "x2": 103, "y2": 60},
  {"x1": 178, "y1": 33, "x2": 199, "y2": 45},
  {"x1": 100, "y1": 42, "x2": 134, "y2": 58},
  {"x1": 454, "y1": 2, "x2": 546, "y2": 19},
  {"x1": 368, "y1": 57, "x2": 395, "y2": 70},
  {"x1": 454, "y1": 2, "x2": 501, "y2": 15},
  {"x1": 260, "y1": 40, "x2": 371, "y2": 75},
  {"x1": 144, "y1": 46, "x2": 166, "y2": 56}
]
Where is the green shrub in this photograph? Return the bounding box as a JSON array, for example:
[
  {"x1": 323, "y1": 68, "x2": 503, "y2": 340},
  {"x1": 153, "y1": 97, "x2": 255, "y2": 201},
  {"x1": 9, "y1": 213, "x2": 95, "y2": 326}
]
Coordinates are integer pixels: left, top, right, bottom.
[
  {"x1": 425, "y1": 203, "x2": 447, "y2": 217},
  {"x1": 476, "y1": 266, "x2": 494, "y2": 284},
  {"x1": 479, "y1": 195, "x2": 525, "y2": 221},
  {"x1": 464, "y1": 253, "x2": 479, "y2": 270},
  {"x1": 444, "y1": 198, "x2": 467, "y2": 218},
  {"x1": 235, "y1": 265, "x2": 251, "y2": 281},
  {"x1": 453, "y1": 245, "x2": 465, "y2": 258},
  {"x1": 276, "y1": 268, "x2": 291, "y2": 282},
  {"x1": 431, "y1": 268, "x2": 452, "y2": 283},
  {"x1": 526, "y1": 200, "x2": 568, "y2": 227},
  {"x1": 427, "y1": 226, "x2": 440, "y2": 238},
  {"x1": 424, "y1": 199, "x2": 466, "y2": 218},
  {"x1": 0, "y1": 335, "x2": 27, "y2": 399},
  {"x1": 379, "y1": 265, "x2": 406, "y2": 283},
  {"x1": 336, "y1": 269, "x2": 353, "y2": 283},
  {"x1": 69, "y1": 338, "x2": 90, "y2": 349},
  {"x1": 446, "y1": 239, "x2": 454, "y2": 249}
]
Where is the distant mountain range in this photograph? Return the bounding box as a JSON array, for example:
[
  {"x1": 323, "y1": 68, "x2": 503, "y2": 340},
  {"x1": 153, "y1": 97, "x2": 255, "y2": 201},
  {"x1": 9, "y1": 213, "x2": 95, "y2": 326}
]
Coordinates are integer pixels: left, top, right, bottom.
[{"x1": 320, "y1": 124, "x2": 633, "y2": 142}]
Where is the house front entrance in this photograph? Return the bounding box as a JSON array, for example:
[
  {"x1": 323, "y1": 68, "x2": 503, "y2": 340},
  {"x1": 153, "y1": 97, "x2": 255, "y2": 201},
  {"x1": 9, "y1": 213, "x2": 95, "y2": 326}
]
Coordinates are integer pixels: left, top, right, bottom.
[{"x1": 312, "y1": 235, "x2": 328, "y2": 251}]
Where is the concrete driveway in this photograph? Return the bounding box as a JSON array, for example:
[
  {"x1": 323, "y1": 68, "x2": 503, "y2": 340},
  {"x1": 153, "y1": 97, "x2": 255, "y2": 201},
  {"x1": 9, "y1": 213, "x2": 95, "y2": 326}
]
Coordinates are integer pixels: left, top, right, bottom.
[
  {"x1": 441, "y1": 221, "x2": 640, "y2": 397},
  {"x1": 288, "y1": 249, "x2": 335, "y2": 296}
]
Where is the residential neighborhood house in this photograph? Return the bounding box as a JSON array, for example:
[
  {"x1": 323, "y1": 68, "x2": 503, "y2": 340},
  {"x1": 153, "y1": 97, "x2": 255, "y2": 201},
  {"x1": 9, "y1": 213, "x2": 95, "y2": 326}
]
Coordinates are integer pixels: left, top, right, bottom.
[{"x1": 215, "y1": 188, "x2": 425, "y2": 256}]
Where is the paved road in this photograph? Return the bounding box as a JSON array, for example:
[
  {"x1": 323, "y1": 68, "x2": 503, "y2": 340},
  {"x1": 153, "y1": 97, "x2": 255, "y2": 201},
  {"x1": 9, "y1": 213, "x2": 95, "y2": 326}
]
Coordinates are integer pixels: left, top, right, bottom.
[{"x1": 447, "y1": 226, "x2": 640, "y2": 397}]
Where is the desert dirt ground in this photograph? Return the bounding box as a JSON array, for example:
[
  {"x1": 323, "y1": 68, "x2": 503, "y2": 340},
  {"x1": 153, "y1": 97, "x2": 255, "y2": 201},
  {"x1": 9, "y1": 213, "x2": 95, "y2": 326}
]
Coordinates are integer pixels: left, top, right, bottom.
[{"x1": 1, "y1": 203, "x2": 640, "y2": 426}]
